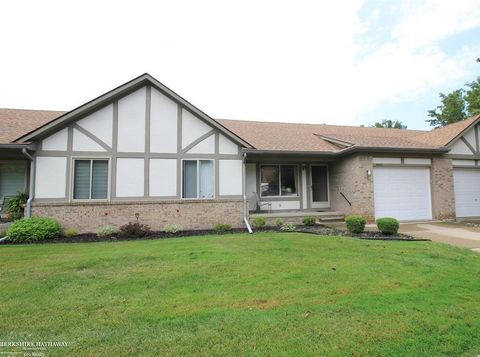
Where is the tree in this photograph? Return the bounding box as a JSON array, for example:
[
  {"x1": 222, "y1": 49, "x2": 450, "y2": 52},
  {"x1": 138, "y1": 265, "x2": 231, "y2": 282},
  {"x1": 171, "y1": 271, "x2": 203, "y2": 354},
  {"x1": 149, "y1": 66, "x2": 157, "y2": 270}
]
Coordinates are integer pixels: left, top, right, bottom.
[
  {"x1": 373, "y1": 119, "x2": 407, "y2": 129},
  {"x1": 427, "y1": 77, "x2": 480, "y2": 127}
]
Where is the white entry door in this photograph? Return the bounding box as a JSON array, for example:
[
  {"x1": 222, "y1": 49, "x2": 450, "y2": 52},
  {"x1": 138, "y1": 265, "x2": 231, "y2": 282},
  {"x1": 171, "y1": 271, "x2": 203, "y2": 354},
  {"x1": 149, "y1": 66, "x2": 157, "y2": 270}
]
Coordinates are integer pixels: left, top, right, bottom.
[
  {"x1": 453, "y1": 168, "x2": 480, "y2": 217},
  {"x1": 373, "y1": 166, "x2": 432, "y2": 221}
]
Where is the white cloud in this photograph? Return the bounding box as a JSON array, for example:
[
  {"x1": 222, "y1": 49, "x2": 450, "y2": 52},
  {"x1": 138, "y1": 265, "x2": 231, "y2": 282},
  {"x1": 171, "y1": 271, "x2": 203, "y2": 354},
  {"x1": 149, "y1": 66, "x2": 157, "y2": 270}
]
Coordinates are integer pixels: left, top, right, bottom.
[{"x1": 0, "y1": 0, "x2": 478, "y2": 127}]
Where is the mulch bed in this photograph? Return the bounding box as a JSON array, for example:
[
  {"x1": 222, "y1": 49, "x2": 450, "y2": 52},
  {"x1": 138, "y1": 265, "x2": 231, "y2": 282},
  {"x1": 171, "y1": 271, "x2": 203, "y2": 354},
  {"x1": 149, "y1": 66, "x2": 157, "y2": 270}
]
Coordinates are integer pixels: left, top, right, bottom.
[{"x1": 0, "y1": 225, "x2": 429, "y2": 244}]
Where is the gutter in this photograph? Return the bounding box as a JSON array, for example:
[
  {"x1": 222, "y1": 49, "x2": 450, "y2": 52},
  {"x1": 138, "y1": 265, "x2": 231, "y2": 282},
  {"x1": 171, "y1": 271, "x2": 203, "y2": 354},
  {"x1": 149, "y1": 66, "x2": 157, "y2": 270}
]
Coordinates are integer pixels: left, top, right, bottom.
[
  {"x1": 21, "y1": 148, "x2": 35, "y2": 217},
  {"x1": 242, "y1": 152, "x2": 253, "y2": 234}
]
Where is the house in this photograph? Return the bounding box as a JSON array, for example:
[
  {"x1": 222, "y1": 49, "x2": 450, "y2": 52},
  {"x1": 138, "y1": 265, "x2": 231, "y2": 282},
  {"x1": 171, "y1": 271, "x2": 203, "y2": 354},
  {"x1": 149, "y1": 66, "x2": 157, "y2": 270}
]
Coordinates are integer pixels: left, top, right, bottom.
[{"x1": 0, "y1": 73, "x2": 479, "y2": 232}]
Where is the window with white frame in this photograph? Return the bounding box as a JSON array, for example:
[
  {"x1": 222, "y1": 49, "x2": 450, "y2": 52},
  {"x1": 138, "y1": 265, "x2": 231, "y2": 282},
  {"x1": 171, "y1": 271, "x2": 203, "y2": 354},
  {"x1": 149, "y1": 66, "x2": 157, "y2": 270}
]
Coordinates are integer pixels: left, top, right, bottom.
[
  {"x1": 260, "y1": 165, "x2": 297, "y2": 197},
  {"x1": 182, "y1": 160, "x2": 214, "y2": 199},
  {"x1": 73, "y1": 159, "x2": 109, "y2": 199}
]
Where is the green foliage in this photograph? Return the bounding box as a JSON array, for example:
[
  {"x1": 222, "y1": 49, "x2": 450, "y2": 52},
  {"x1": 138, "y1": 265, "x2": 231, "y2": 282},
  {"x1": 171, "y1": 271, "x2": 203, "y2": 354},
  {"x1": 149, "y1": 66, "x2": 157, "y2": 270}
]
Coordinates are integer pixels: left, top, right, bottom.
[
  {"x1": 64, "y1": 228, "x2": 79, "y2": 238},
  {"x1": 345, "y1": 215, "x2": 366, "y2": 234},
  {"x1": 465, "y1": 79, "x2": 480, "y2": 116},
  {"x1": 376, "y1": 217, "x2": 400, "y2": 235},
  {"x1": 119, "y1": 222, "x2": 151, "y2": 238},
  {"x1": 427, "y1": 78, "x2": 480, "y2": 127},
  {"x1": 373, "y1": 119, "x2": 407, "y2": 129},
  {"x1": 96, "y1": 225, "x2": 118, "y2": 238},
  {"x1": 7, "y1": 216, "x2": 62, "y2": 243},
  {"x1": 280, "y1": 223, "x2": 297, "y2": 232},
  {"x1": 252, "y1": 216, "x2": 266, "y2": 229},
  {"x1": 275, "y1": 218, "x2": 284, "y2": 227},
  {"x1": 5, "y1": 191, "x2": 28, "y2": 221},
  {"x1": 302, "y1": 216, "x2": 316, "y2": 226},
  {"x1": 164, "y1": 224, "x2": 182, "y2": 234},
  {"x1": 215, "y1": 223, "x2": 232, "y2": 233}
]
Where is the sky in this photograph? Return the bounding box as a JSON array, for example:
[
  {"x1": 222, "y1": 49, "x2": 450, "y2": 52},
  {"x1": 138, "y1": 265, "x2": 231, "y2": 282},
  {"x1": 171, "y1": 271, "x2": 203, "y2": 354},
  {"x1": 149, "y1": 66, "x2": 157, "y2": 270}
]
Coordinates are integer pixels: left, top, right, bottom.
[{"x1": 1, "y1": 0, "x2": 479, "y2": 130}]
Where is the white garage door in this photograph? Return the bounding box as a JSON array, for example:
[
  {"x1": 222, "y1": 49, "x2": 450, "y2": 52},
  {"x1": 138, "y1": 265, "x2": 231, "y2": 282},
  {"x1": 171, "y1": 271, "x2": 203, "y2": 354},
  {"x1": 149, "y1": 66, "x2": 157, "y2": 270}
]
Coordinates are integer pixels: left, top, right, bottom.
[
  {"x1": 453, "y1": 168, "x2": 480, "y2": 217},
  {"x1": 373, "y1": 166, "x2": 432, "y2": 221}
]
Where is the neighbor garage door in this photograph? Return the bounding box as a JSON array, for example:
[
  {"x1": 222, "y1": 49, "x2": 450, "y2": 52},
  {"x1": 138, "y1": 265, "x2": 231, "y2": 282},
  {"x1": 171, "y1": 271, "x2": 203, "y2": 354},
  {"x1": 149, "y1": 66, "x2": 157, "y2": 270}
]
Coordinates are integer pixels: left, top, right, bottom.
[
  {"x1": 373, "y1": 166, "x2": 432, "y2": 221},
  {"x1": 453, "y1": 168, "x2": 480, "y2": 217}
]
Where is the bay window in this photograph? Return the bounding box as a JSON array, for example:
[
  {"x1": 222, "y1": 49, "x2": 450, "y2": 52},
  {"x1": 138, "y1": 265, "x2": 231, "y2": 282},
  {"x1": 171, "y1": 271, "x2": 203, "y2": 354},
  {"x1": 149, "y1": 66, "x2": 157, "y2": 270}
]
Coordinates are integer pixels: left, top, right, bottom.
[
  {"x1": 260, "y1": 165, "x2": 297, "y2": 197},
  {"x1": 182, "y1": 160, "x2": 214, "y2": 199},
  {"x1": 73, "y1": 159, "x2": 109, "y2": 200}
]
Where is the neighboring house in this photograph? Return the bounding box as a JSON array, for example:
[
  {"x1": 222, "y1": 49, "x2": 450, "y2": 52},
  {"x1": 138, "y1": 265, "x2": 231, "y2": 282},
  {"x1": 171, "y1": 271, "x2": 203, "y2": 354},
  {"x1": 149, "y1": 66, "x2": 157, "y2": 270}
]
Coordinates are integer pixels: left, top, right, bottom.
[{"x1": 0, "y1": 73, "x2": 479, "y2": 232}]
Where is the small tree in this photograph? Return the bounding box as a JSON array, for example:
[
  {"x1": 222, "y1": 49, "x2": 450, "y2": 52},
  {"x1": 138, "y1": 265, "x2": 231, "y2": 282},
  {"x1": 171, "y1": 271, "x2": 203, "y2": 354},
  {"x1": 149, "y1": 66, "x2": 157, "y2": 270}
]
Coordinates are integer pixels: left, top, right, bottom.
[{"x1": 373, "y1": 119, "x2": 407, "y2": 129}]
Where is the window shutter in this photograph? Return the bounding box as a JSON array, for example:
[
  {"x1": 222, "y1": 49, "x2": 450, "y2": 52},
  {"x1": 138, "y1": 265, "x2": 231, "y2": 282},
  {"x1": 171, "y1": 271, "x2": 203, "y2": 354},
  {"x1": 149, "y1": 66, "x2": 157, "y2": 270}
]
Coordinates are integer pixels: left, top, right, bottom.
[
  {"x1": 73, "y1": 160, "x2": 91, "y2": 199},
  {"x1": 92, "y1": 160, "x2": 108, "y2": 199}
]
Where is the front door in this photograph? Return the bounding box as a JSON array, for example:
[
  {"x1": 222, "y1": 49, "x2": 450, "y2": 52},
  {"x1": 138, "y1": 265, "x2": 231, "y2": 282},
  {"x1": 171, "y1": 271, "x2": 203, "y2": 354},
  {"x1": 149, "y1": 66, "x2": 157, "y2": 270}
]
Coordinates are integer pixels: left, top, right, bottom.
[{"x1": 310, "y1": 165, "x2": 329, "y2": 209}]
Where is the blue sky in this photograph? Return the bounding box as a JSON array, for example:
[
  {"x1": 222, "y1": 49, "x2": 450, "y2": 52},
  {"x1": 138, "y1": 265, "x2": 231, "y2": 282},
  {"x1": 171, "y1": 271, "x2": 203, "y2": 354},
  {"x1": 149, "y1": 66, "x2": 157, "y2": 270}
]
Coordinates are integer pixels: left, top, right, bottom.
[{"x1": 0, "y1": 0, "x2": 479, "y2": 131}]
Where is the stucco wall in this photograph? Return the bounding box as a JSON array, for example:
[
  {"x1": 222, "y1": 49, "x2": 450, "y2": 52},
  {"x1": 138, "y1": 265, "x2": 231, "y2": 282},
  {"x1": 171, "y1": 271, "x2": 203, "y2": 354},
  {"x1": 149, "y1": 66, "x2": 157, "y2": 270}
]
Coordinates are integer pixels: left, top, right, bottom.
[
  {"x1": 329, "y1": 154, "x2": 375, "y2": 219},
  {"x1": 32, "y1": 199, "x2": 244, "y2": 233},
  {"x1": 431, "y1": 157, "x2": 456, "y2": 219}
]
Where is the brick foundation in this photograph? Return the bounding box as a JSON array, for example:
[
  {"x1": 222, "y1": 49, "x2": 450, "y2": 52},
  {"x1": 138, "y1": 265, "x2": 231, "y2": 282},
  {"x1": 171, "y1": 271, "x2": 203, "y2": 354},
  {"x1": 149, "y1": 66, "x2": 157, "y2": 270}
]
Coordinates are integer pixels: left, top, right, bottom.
[{"x1": 32, "y1": 199, "x2": 244, "y2": 233}]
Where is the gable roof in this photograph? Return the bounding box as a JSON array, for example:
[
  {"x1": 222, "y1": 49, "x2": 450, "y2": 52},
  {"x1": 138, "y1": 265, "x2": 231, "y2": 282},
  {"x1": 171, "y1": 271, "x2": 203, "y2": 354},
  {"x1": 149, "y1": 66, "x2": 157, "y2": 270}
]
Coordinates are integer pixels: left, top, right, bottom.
[
  {"x1": 217, "y1": 119, "x2": 447, "y2": 153},
  {"x1": 0, "y1": 108, "x2": 65, "y2": 145},
  {"x1": 13, "y1": 73, "x2": 251, "y2": 148}
]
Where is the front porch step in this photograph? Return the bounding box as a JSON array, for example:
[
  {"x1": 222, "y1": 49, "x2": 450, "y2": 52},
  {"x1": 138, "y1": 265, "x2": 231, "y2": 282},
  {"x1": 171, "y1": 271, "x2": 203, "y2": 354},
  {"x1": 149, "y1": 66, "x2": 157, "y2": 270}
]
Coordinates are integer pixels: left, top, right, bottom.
[
  {"x1": 318, "y1": 215, "x2": 345, "y2": 222},
  {"x1": 249, "y1": 210, "x2": 345, "y2": 225}
]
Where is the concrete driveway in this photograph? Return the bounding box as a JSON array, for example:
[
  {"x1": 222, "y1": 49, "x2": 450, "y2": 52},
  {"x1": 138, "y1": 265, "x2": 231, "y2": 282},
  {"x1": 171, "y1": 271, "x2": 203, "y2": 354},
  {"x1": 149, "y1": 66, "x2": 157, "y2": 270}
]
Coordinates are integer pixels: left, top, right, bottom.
[{"x1": 400, "y1": 221, "x2": 480, "y2": 251}]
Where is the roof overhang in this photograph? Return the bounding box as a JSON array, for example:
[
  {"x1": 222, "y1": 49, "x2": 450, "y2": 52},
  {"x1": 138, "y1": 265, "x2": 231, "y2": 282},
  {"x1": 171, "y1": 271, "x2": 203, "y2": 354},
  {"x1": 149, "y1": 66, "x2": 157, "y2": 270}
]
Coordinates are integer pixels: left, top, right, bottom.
[
  {"x1": 0, "y1": 143, "x2": 36, "y2": 150},
  {"x1": 242, "y1": 146, "x2": 449, "y2": 157},
  {"x1": 445, "y1": 115, "x2": 480, "y2": 147},
  {"x1": 14, "y1": 73, "x2": 252, "y2": 149}
]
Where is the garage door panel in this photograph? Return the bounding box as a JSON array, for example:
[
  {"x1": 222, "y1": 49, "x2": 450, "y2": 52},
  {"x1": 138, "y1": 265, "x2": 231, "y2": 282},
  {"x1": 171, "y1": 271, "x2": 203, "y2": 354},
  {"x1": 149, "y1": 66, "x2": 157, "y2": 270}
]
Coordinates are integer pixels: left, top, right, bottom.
[
  {"x1": 453, "y1": 169, "x2": 480, "y2": 217},
  {"x1": 374, "y1": 167, "x2": 432, "y2": 221}
]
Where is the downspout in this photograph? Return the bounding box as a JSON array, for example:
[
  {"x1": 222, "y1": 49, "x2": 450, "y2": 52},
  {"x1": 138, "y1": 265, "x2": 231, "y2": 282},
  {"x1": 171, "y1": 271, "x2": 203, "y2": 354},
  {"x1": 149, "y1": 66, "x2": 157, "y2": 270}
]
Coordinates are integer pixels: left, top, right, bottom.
[
  {"x1": 22, "y1": 148, "x2": 35, "y2": 218},
  {"x1": 242, "y1": 152, "x2": 253, "y2": 234}
]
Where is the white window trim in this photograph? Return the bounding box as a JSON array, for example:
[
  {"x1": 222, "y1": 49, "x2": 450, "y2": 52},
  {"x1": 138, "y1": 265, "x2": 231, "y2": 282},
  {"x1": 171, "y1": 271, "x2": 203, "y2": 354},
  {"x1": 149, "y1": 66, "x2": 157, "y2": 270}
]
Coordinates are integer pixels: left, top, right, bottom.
[
  {"x1": 260, "y1": 164, "x2": 299, "y2": 198},
  {"x1": 181, "y1": 158, "x2": 215, "y2": 199},
  {"x1": 70, "y1": 157, "x2": 111, "y2": 202}
]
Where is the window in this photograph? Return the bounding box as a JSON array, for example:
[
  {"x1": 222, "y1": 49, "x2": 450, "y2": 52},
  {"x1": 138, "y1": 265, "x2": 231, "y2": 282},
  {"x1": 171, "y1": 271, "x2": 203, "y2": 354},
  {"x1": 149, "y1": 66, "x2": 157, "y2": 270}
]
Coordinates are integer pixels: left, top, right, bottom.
[
  {"x1": 261, "y1": 165, "x2": 297, "y2": 197},
  {"x1": 182, "y1": 160, "x2": 214, "y2": 199},
  {"x1": 73, "y1": 159, "x2": 108, "y2": 199}
]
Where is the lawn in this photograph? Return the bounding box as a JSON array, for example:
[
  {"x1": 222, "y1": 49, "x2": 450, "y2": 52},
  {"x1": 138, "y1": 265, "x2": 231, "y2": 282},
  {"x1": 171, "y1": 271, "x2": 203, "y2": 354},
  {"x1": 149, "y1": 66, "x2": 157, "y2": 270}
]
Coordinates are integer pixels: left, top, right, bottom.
[{"x1": 0, "y1": 233, "x2": 479, "y2": 356}]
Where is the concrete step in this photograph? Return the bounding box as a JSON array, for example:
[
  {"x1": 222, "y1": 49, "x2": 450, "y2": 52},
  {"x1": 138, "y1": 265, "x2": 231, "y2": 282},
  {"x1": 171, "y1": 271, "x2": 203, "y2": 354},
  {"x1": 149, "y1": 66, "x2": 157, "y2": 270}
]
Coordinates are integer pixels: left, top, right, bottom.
[{"x1": 318, "y1": 215, "x2": 345, "y2": 222}]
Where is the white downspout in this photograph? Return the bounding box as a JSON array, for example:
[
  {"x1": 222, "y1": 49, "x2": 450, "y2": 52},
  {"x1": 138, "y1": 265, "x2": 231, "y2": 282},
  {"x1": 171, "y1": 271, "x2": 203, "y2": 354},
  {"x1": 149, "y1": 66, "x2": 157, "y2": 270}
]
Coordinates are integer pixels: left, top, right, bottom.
[
  {"x1": 242, "y1": 152, "x2": 253, "y2": 234},
  {"x1": 22, "y1": 148, "x2": 35, "y2": 217}
]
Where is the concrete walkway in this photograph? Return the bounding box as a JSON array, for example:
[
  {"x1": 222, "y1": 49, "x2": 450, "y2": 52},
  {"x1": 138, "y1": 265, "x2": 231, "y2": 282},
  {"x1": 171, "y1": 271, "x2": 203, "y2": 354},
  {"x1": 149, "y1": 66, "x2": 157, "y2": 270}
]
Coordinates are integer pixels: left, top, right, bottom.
[{"x1": 399, "y1": 222, "x2": 480, "y2": 251}]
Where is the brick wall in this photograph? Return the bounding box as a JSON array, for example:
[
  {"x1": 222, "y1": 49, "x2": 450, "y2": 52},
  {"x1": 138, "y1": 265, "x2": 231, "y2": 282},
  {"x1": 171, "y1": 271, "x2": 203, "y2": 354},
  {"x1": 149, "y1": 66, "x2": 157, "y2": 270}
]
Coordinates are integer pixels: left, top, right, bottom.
[
  {"x1": 32, "y1": 199, "x2": 244, "y2": 233},
  {"x1": 431, "y1": 157, "x2": 456, "y2": 219},
  {"x1": 329, "y1": 154, "x2": 375, "y2": 220}
]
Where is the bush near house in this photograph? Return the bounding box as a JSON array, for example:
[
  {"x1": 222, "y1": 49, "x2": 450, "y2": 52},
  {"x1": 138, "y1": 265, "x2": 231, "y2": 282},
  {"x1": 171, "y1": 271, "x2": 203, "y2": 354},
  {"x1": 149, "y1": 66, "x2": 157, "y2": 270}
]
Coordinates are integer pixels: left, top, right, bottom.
[
  {"x1": 252, "y1": 216, "x2": 267, "y2": 229},
  {"x1": 275, "y1": 218, "x2": 284, "y2": 227},
  {"x1": 5, "y1": 191, "x2": 28, "y2": 221},
  {"x1": 215, "y1": 223, "x2": 233, "y2": 233},
  {"x1": 64, "y1": 228, "x2": 79, "y2": 238},
  {"x1": 164, "y1": 224, "x2": 183, "y2": 234},
  {"x1": 7, "y1": 216, "x2": 62, "y2": 243},
  {"x1": 302, "y1": 216, "x2": 316, "y2": 226},
  {"x1": 96, "y1": 225, "x2": 119, "y2": 238},
  {"x1": 119, "y1": 222, "x2": 151, "y2": 238},
  {"x1": 280, "y1": 223, "x2": 297, "y2": 232},
  {"x1": 376, "y1": 217, "x2": 400, "y2": 235},
  {"x1": 345, "y1": 215, "x2": 367, "y2": 234}
]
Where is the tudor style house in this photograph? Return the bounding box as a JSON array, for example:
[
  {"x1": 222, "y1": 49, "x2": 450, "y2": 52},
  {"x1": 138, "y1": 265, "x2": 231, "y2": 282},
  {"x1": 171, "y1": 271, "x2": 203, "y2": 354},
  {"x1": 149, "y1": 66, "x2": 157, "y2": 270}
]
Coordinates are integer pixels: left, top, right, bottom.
[{"x1": 0, "y1": 73, "x2": 479, "y2": 232}]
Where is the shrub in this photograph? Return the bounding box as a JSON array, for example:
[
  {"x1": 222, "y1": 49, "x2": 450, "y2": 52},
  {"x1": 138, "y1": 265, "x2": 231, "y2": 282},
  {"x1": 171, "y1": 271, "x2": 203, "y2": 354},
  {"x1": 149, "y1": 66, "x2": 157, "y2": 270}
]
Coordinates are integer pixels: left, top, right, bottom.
[
  {"x1": 119, "y1": 222, "x2": 151, "y2": 238},
  {"x1": 5, "y1": 191, "x2": 28, "y2": 221},
  {"x1": 302, "y1": 216, "x2": 316, "y2": 226},
  {"x1": 7, "y1": 217, "x2": 62, "y2": 243},
  {"x1": 345, "y1": 215, "x2": 366, "y2": 234},
  {"x1": 252, "y1": 216, "x2": 266, "y2": 229},
  {"x1": 215, "y1": 223, "x2": 233, "y2": 233},
  {"x1": 164, "y1": 224, "x2": 182, "y2": 234},
  {"x1": 96, "y1": 225, "x2": 118, "y2": 238},
  {"x1": 275, "y1": 218, "x2": 284, "y2": 227},
  {"x1": 280, "y1": 223, "x2": 297, "y2": 232},
  {"x1": 64, "y1": 228, "x2": 79, "y2": 238},
  {"x1": 376, "y1": 217, "x2": 400, "y2": 235}
]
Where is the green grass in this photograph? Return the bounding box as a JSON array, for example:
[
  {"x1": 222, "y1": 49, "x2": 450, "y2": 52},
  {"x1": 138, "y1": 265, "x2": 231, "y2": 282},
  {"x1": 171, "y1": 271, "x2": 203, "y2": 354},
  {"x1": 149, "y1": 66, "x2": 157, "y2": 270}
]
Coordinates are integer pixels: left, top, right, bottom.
[{"x1": 1, "y1": 233, "x2": 479, "y2": 356}]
